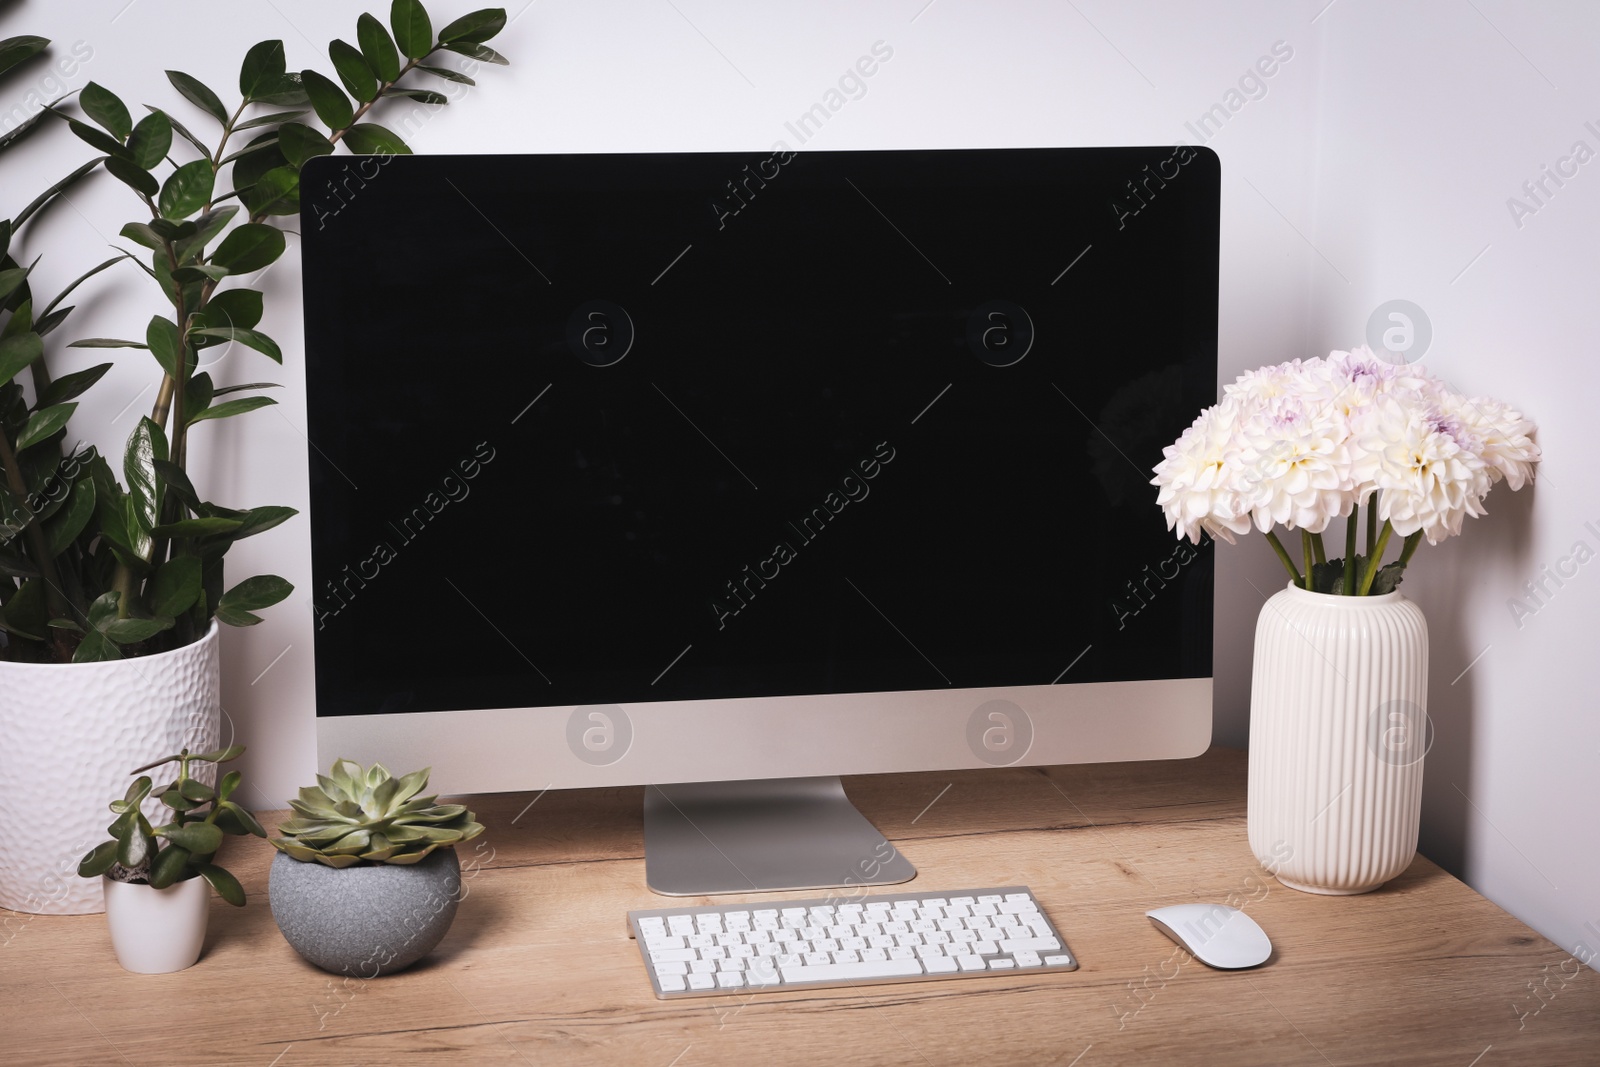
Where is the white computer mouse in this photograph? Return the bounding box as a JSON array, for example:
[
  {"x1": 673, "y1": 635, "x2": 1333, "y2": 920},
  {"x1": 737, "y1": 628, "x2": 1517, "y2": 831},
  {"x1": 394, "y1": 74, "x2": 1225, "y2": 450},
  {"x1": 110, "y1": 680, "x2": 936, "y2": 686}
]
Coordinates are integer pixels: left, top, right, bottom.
[{"x1": 1145, "y1": 903, "x2": 1273, "y2": 970}]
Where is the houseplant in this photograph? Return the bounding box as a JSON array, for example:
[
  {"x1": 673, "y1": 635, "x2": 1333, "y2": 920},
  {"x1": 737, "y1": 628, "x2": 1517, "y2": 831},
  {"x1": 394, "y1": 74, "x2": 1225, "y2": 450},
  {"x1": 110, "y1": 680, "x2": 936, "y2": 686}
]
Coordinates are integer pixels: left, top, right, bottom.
[
  {"x1": 268, "y1": 759, "x2": 486, "y2": 975},
  {"x1": 1152, "y1": 346, "x2": 1540, "y2": 893},
  {"x1": 76, "y1": 744, "x2": 265, "y2": 973},
  {"x1": 0, "y1": 2, "x2": 508, "y2": 914}
]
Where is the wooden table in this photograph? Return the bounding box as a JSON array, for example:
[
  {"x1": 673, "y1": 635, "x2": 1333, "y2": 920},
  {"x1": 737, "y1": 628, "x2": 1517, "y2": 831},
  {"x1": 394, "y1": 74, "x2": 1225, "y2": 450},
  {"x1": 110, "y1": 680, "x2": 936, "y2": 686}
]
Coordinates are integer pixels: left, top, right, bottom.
[{"x1": 3, "y1": 747, "x2": 1595, "y2": 1065}]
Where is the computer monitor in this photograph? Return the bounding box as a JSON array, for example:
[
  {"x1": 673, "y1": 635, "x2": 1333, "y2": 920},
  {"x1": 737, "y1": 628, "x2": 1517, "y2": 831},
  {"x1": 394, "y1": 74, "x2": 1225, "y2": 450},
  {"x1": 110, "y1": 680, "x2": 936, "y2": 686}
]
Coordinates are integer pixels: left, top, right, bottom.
[{"x1": 299, "y1": 146, "x2": 1217, "y2": 895}]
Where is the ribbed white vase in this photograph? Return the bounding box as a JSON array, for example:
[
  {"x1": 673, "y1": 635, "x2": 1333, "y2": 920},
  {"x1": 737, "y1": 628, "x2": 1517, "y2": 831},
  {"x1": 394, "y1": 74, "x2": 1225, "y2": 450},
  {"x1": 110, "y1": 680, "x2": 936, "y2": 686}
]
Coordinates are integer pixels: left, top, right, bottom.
[
  {"x1": 1247, "y1": 583, "x2": 1429, "y2": 895},
  {"x1": 0, "y1": 623, "x2": 221, "y2": 915}
]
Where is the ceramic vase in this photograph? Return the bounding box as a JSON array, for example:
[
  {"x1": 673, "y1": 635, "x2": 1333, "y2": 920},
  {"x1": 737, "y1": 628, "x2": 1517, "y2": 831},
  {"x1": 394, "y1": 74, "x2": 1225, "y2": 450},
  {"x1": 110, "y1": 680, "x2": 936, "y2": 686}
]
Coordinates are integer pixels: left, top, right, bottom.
[
  {"x1": 0, "y1": 622, "x2": 222, "y2": 914},
  {"x1": 102, "y1": 874, "x2": 211, "y2": 973},
  {"x1": 1247, "y1": 583, "x2": 1429, "y2": 894}
]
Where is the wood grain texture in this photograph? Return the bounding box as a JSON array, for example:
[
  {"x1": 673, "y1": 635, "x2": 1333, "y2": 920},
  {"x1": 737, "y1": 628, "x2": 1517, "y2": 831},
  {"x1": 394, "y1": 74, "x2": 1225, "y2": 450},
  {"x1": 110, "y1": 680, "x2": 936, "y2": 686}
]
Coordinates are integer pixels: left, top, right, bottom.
[{"x1": 2, "y1": 748, "x2": 1595, "y2": 1066}]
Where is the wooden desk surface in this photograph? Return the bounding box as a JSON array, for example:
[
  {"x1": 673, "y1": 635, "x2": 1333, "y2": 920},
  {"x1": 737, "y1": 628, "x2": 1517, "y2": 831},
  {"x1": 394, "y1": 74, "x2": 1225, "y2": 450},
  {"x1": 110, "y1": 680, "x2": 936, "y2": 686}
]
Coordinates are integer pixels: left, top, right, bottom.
[{"x1": 2, "y1": 747, "x2": 1594, "y2": 1066}]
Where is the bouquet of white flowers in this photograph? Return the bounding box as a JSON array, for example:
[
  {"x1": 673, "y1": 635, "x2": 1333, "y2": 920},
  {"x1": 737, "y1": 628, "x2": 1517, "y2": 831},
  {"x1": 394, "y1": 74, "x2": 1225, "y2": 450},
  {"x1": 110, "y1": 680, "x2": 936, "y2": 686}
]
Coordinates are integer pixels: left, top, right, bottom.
[{"x1": 1151, "y1": 346, "x2": 1540, "y2": 595}]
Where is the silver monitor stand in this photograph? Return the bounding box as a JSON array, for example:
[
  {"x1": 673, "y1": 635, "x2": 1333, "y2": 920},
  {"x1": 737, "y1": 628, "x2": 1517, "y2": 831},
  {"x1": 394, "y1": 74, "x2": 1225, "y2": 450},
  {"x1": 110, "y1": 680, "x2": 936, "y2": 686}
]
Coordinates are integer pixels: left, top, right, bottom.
[{"x1": 642, "y1": 777, "x2": 918, "y2": 895}]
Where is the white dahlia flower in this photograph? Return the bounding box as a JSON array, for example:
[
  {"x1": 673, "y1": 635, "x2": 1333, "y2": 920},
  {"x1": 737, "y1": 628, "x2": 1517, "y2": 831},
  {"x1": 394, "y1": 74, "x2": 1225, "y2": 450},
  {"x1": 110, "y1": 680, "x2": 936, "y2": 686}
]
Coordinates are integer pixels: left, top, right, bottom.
[
  {"x1": 1152, "y1": 397, "x2": 1253, "y2": 544},
  {"x1": 1357, "y1": 394, "x2": 1493, "y2": 545}
]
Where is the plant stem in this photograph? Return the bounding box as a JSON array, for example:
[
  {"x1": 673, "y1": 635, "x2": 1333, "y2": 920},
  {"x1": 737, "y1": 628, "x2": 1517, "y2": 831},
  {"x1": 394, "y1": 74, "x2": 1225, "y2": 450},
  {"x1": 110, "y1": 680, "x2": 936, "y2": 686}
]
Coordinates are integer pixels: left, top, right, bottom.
[
  {"x1": 1366, "y1": 505, "x2": 1378, "y2": 558},
  {"x1": 1300, "y1": 529, "x2": 1315, "y2": 590},
  {"x1": 1264, "y1": 529, "x2": 1302, "y2": 585},
  {"x1": 1357, "y1": 520, "x2": 1395, "y2": 595},
  {"x1": 327, "y1": 56, "x2": 427, "y2": 146},
  {"x1": 1312, "y1": 532, "x2": 1327, "y2": 566},
  {"x1": 1343, "y1": 506, "x2": 1358, "y2": 595},
  {"x1": 1397, "y1": 530, "x2": 1423, "y2": 568}
]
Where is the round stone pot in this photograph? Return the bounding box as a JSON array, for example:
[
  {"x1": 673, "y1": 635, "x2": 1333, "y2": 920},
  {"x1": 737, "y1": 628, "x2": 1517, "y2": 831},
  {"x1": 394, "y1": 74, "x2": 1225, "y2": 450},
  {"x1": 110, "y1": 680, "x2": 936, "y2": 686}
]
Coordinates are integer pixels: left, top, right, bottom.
[
  {"x1": 269, "y1": 849, "x2": 462, "y2": 975},
  {"x1": 0, "y1": 622, "x2": 221, "y2": 915}
]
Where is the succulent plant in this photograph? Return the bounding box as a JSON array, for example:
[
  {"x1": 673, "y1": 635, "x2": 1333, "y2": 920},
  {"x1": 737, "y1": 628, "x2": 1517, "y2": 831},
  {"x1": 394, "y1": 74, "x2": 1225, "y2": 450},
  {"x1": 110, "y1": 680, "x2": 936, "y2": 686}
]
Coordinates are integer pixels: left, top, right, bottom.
[
  {"x1": 270, "y1": 759, "x2": 485, "y2": 868},
  {"x1": 77, "y1": 744, "x2": 266, "y2": 904}
]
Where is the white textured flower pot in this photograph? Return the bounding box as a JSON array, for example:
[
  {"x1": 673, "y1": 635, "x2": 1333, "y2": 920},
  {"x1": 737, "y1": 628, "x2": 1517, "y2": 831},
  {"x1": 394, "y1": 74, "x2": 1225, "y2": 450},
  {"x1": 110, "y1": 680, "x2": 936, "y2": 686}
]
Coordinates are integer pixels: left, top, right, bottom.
[
  {"x1": 1247, "y1": 583, "x2": 1429, "y2": 895},
  {"x1": 0, "y1": 623, "x2": 221, "y2": 915},
  {"x1": 102, "y1": 874, "x2": 211, "y2": 973}
]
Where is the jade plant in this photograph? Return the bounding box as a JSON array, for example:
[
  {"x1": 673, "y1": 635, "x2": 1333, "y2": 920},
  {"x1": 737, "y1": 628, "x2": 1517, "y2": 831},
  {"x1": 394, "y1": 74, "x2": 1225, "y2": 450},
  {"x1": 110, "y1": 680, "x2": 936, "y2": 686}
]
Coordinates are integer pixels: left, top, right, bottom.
[
  {"x1": 270, "y1": 759, "x2": 485, "y2": 868},
  {"x1": 77, "y1": 744, "x2": 266, "y2": 904},
  {"x1": 0, "y1": 3, "x2": 509, "y2": 662}
]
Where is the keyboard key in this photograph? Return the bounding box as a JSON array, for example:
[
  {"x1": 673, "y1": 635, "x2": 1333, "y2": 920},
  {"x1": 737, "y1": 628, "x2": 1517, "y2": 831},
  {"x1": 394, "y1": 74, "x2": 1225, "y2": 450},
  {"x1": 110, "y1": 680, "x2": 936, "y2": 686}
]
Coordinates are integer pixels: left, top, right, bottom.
[
  {"x1": 921, "y1": 898, "x2": 948, "y2": 908},
  {"x1": 1013, "y1": 950, "x2": 1042, "y2": 967},
  {"x1": 889, "y1": 946, "x2": 916, "y2": 960},
  {"x1": 688, "y1": 974, "x2": 715, "y2": 990},
  {"x1": 781, "y1": 958, "x2": 925, "y2": 983},
  {"x1": 924, "y1": 956, "x2": 959, "y2": 973},
  {"x1": 1044, "y1": 955, "x2": 1074, "y2": 967},
  {"x1": 655, "y1": 961, "x2": 689, "y2": 976},
  {"x1": 988, "y1": 958, "x2": 1015, "y2": 970},
  {"x1": 973, "y1": 940, "x2": 998, "y2": 955},
  {"x1": 957, "y1": 955, "x2": 986, "y2": 971},
  {"x1": 717, "y1": 972, "x2": 743, "y2": 988},
  {"x1": 977, "y1": 895, "x2": 1003, "y2": 904},
  {"x1": 652, "y1": 948, "x2": 697, "y2": 963},
  {"x1": 1004, "y1": 936, "x2": 1061, "y2": 952},
  {"x1": 660, "y1": 974, "x2": 687, "y2": 991},
  {"x1": 1004, "y1": 894, "x2": 1030, "y2": 903},
  {"x1": 691, "y1": 959, "x2": 717, "y2": 974},
  {"x1": 950, "y1": 897, "x2": 975, "y2": 906}
]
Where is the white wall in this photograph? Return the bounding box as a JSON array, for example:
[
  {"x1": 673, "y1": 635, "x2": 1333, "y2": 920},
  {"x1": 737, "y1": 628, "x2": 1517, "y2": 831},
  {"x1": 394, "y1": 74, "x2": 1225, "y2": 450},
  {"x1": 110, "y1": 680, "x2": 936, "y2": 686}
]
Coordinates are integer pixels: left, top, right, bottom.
[{"x1": 6, "y1": 1, "x2": 1591, "y2": 961}]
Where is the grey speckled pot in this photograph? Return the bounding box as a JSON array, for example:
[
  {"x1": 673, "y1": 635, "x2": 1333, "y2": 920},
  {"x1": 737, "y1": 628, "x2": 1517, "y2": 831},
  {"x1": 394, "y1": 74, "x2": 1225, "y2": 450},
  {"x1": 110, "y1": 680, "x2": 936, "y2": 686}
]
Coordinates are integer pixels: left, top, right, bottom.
[{"x1": 269, "y1": 849, "x2": 462, "y2": 975}]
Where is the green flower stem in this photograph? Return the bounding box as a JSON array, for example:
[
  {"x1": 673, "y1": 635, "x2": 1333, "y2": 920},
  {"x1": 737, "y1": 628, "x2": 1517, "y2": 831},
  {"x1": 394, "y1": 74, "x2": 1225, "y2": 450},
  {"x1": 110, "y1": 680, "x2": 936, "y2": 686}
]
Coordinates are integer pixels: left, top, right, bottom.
[
  {"x1": 1343, "y1": 506, "x2": 1359, "y2": 595},
  {"x1": 1397, "y1": 530, "x2": 1423, "y2": 567},
  {"x1": 1366, "y1": 506, "x2": 1378, "y2": 558},
  {"x1": 1301, "y1": 529, "x2": 1315, "y2": 590},
  {"x1": 1357, "y1": 520, "x2": 1395, "y2": 595},
  {"x1": 1312, "y1": 532, "x2": 1327, "y2": 566},
  {"x1": 1265, "y1": 529, "x2": 1302, "y2": 585}
]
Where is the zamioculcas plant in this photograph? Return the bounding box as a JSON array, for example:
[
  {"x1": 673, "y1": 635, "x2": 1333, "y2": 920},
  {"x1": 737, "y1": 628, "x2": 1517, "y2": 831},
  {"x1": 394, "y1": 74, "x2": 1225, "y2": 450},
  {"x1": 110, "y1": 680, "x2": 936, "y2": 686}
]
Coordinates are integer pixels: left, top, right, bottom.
[
  {"x1": 0, "y1": 3, "x2": 508, "y2": 663},
  {"x1": 77, "y1": 744, "x2": 266, "y2": 904}
]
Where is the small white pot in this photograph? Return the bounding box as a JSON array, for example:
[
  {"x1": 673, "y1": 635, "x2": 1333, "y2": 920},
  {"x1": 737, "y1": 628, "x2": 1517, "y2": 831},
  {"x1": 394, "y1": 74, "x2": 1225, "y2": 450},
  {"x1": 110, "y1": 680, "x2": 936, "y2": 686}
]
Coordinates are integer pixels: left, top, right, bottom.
[
  {"x1": 0, "y1": 622, "x2": 222, "y2": 915},
  {"x1": 1247, "y1": 582, "x2": 1430, "y2": 895},
  {"x1": 102, "y1": 875, "x2": 211, "y2": 973}
]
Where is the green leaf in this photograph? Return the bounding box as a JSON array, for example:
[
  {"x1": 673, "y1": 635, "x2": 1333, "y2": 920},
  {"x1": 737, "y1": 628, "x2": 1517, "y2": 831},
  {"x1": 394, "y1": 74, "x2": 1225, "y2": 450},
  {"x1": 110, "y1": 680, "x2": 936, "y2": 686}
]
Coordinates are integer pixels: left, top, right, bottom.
[
  {"x1": 219, "y1": 799, "x2": 267, "y2": 838},
  {"x1": 149, "y1": 555, "x2": 203, "y2": 616},
  {"x1": 277, "y1": 122, "x2": 334, "y2": 168},
  {"x1": 192, "y1": 743, "x2": 246, "y2": 763},
  {"x1": 126, "y1": 110, "x2": 173, "y2": 169},
  {"x1": 185, "y1": 369, "x2": 213, "y2": 417},
  {"x1": 1369, "y1": 560, "x2": 1407, "y2": 596},
  {"x1": 219, "y1": 135, "x2": 278, "y2": 166},
  {"x1": 152, "y1": 459, "x2": 198, "y2": 509},
  {"x1": 160, "y1": 821, "x2": 223, "y2": 855},
  {"x1": 227, "y1": 131, "x2": 288, "y2": 195},
  {"x1": 187, "y1": 394, "x2": 278, "y2": 424},
  {"x1": 0, "y1": 579, "x2": 46, "y2": 640},
  {"x1": 179, "y1": 777, "x2": 216, "y2": 803},
  {"x1": 67, "y1": 337, "x2": 147, "y2": 349},
  {"x1": 196, "y1": 288, "x2": 263, "y2": 333},
  {"x1": 120, "y1": 221, "x2": 163, "y2": 250},
  {"x1": 80, "y1": 81, "x2": 132, "y2": 141},
  {"x1": 0, "y1": 35, "x2": 49, "y2": 79},
  {"x1": 218, "y1": 770, "x2": 241, "y2": 801},
  {"x1": 239, "y1": 40, "x2": 287, "y2": 101},
  {"x1": 418, "y1": 64, "x2": 474, "y2": 84},
  {"x1": 124, "y1": 416, "x2": 167, "y2": 544},
  {"x1": 256, "y1": 72, "x2": 310, "y2": 107},
  {"x1": 146, "y1": 104, "x2": 208, "y2": 156},
  {"x1": 45, "y1": 477, "x2": 95, "y2": 556},
  {"x1": 39, "y1": 362, "x2": 112, "y2": 407},
  {"x1": 341, "y1": 123, "x2": 410, "y2": 156},
  {"x1": 15, "y1": 402, "x2": 75, "y2": 453},
  {"x1": 1, "y1": 297, "x2": 29, "y2": 340},
  {"x1": 146, "y1": 315, "x2": 182, "y2": 379},
  {"x1": 172, "y1": 262, "x2": 230, "y2": 283},
  {"x1": 78, "y1": 840, "x2": 120, "y2": 878},
  {"x1": 231, "y1": 504, "x2": 297, "y2": 539},
  {"x1": 147, "y1": 843, "x2": 191, "y2": 889},
  {"x1": 234, "y1": 109, "x2": 307, "y2": 131},
  {"x1": 118, "y1": 815, "x2": 155, "y2": 869},
  {"x1": 301, "y1": 69, "x2": 353, "y2": 130},
  {"x1": 380, "y1": 87, "x2": 447, "y2": 105},
  {"x1": 0, "y1": 331, "x2": 42, "y2": 387},
  {"x1": 240, "y1": 164, "x2": 300, "y2": 217},
  {"x1": 150, "y1": 515, "x2": 243, "y2": 538},
  {"x1": 16, "y1": 156, "x2": 106, "y2": 229},
  {"x1": 358, "y1": 13, "x2": 402, "y2": 82},
  {"x1": 212, "y1": 380, "x2": 281, "y2": 397},
  {"x1": 216, "y1": 573, "x2": 292, "y2": 626},
  {"x1": 194, "y1": 862, "x2": 245, "y2": 906},
  {"x1": 104, "y1": 615, "x2": 174, "y2": 644},
  {"x1": 159, "y1": 158, "x2": 215, "y2": 220},
  {"x1": 440, "y1": 41, "x2": 508, "y2": 64},
  {"x1": 175, "y1": 206, "x2": 240, "y2": 263},
  {"x1": 103, "y1": 156, "x2": 158, "y2": 198},
  {"x1": 166, "y1": 70, "x2": 229, "y2": 125},
  {"x1": 438, "y1": 9, "x2": 507, "y2": 44},
  {"x1": 33, "y1": 304, "x2": 73, "y2": 338},
  {"x1": 391, "y1": 0, "x2": 434, "y2": 59},
  {"x1": 0, "y1": 259, "x2": 35, "y2": 304},
  {"x1": 329, "y1": 39, "x2": 379, "y2": 103},
  {"x1": 209, "y1": 223, "x2": 285, "y2": 274},
  {"x1": 65, "y1": 117, "x2": 130, "y2": 158},
  {"x1": 188, "y1": 327, "x2": 281, "y2": 364}
]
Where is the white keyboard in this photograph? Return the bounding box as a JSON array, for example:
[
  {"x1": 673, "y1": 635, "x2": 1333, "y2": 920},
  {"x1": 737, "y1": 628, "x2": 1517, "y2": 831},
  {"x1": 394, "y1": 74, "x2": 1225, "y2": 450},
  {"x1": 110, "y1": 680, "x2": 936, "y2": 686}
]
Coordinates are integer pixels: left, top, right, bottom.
[{"x1": 628, "y1": 885, "x2": 1078, "y2": 998}]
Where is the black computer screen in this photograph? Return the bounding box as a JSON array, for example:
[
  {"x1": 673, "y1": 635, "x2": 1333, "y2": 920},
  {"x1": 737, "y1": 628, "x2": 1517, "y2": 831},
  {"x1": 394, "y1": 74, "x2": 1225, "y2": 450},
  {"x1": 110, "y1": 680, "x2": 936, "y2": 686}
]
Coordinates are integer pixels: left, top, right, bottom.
[{"x1": 300, "y1": 147, "x2": 1217, "y2": 716}]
